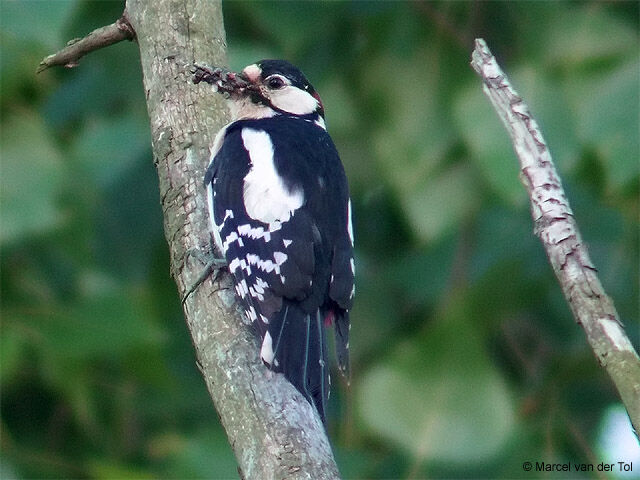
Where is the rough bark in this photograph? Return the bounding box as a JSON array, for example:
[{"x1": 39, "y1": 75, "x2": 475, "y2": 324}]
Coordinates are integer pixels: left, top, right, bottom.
[{"x1": 470, "y1": 38, "x2": 640, "y2": 434}]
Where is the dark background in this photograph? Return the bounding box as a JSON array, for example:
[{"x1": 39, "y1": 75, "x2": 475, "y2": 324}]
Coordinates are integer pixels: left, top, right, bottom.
[{"x1": 2, "y1": 1, "x2": 639, "y2": 478}]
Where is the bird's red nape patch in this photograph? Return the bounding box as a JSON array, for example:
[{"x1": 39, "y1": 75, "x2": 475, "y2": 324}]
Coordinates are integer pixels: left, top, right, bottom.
[
  {"x1": 324, "y1": 310, "x2": 335, "y2": 327},
  {"x1": 312, "y1": 91, "x2": 324, "y2": 112}
]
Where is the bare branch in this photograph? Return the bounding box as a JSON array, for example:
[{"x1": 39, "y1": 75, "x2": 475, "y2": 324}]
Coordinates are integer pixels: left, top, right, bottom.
[
  {"x1": 37, "y1": 13, "x2": 135, "y2": 73},
  {"x1": 470, "y1": 38, "x2": 640, "y2": 434}
]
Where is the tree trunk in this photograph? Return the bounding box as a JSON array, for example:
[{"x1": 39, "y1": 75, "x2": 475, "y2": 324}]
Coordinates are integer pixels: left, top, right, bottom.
[{"x1": 125, "y1": 0, "x2": 340, "y2": 478}]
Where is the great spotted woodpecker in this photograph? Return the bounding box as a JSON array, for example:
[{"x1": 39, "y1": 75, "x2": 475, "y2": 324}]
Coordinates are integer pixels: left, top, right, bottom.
[{"x1": 193, "y1": 60, "x2": 354, "y2": 423}]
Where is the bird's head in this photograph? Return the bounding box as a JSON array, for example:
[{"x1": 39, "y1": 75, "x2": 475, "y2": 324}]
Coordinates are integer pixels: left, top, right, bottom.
[{"x1": 193, "y1": 60, "x2": 324, "y2": 122}]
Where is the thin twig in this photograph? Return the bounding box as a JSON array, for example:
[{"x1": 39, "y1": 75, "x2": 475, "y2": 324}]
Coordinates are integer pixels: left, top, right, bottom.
[
  {"x1": 37, "y1": 13, "x2": 135, "y2": 73},
  {"x1": 470, "y1": 38, "x2": 640, "y2": 435}
]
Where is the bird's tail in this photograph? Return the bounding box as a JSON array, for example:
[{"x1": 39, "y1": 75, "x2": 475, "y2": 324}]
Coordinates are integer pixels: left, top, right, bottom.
[{"x1": 263, "y1": 301, "x2": 330, "y2": 423}]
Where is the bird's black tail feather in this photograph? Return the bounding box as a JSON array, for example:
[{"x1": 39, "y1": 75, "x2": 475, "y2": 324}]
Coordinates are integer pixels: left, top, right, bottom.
[
  {"x1": 334, "y1": 310, "x2": 350, "y2": 382},
  {"x1": 267, "y1": 301, "x2": 329, "y2": 423}
]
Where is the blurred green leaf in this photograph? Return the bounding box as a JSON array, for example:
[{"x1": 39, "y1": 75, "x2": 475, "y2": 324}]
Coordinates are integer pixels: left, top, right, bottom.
[
  {"x1": 0, "y1": 460, "x2": 19, "y2": 480},
  {"x1": 348, "y1": 253, "x2": 406, "y2": 363},
  {"x1": 0, "y1": 0, "x2": 77, "y2": 49},
  {"x1": 385, "y1": 235, "x2": 457, "y2": 308},
  {"x1": 88, "y1": 460, "x2": 155, "y2": 480},
  {"x1": 0, "y1": 1, "x2": 78, "y2": 105},
  {"x1": 1, "y1": 111, "x2": 66, "y2": 244},
  {"x1": 0, "y1": 329, "x2": 26, "y2": 381},
  {"x1": 229, "y1": 2, "x2": 343, "y2": 58},
  {"x1": 151, "y1": 429, "x2": 238, "y2": 479},
  {"x1": 454, "y1": 82, "x2": 524, "y2": 205},
  {"x1": 11, "y1": 289, "x2": 166, "y2": 360},
  {"x1": 573, "y1": 59, "x2": 640, "y2": 192},
  {"x1": 544, "y1": 7, "x2": 638, "y2": 68},
  {"x1": 369, "y1": 50, "x2": 455, "y2": 195},
  {"x1": 320, "y1": 76, "x2": 360, "y2": 136},
  {"x1": 72, "y1": 114, "x2": 151, "y2": 188},
  {"x1": 228, "y1": 43, "x2": 279, "y2": 73},
  {"x1": 469, "y1": 206, "x2": 546, "y2": 283},
  {"x1": 358, "y1": 301, "x2": 516, "y2": 464},
  {"x1": 333, "y1": 445, "x2": 377, "y2": 480},
  {"x1": 43, "y1": 41, "x2": 146, "y2": 131},
  {"x1": 401, "y1": 163, "x2": 481, "y2": 242}
]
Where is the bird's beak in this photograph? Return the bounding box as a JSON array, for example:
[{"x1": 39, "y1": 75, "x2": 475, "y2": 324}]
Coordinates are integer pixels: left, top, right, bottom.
[{"x1": 192, "y1": 64, "x2": 253, "y2": 97}]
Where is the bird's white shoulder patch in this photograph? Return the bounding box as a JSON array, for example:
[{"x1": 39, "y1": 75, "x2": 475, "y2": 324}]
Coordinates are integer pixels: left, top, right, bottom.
[{"x1": 241, "y1": 128, "x2": 304, "y2": 223}]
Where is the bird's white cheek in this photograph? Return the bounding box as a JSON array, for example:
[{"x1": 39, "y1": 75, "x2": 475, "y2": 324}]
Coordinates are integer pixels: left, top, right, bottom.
[{"x1": 270, "y1": 86, "x2": 319, "y2": 116}]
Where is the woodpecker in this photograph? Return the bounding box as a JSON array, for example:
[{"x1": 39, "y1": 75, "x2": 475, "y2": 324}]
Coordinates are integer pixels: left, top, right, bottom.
[{"x1": 193, "y1": 60, "x2": 354, "y2": 423}]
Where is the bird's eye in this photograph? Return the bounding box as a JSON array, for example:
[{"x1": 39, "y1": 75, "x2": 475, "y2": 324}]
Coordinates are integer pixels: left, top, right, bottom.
[{"x1": 266, "y1": 76, "x2": 286, "y2": 90}]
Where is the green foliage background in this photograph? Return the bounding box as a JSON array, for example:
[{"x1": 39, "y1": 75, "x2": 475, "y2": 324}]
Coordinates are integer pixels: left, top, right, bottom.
[{"x1": 1, "y1": 1, "x2": 638, "y2": 478}]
